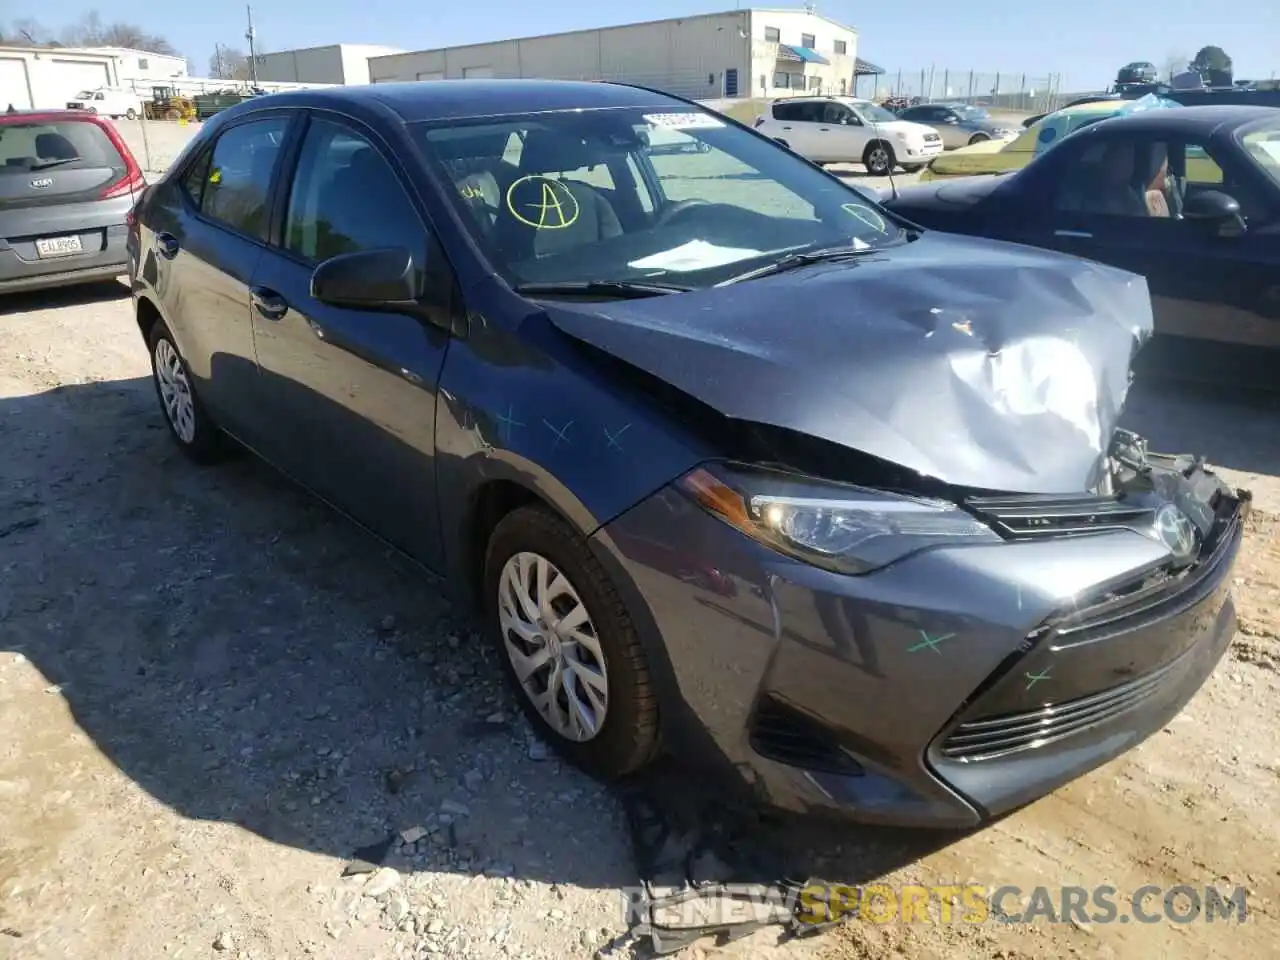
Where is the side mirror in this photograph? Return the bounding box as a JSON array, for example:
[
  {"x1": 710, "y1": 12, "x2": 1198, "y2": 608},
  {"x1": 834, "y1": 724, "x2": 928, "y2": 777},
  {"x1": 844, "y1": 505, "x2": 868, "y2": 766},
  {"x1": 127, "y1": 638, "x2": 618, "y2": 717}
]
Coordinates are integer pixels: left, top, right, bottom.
[
  {"x1": 1182, "y1": 190, "x2": 1245, "y2": 234},
  {"x1": 310, "y1": 247, "x2": 421, "y2": 308}
]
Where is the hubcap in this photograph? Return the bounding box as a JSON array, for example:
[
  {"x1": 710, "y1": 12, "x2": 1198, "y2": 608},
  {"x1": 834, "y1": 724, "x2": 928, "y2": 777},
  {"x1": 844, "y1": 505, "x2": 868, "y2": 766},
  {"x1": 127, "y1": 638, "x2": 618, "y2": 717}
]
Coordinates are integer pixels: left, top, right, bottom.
[
  {"x1": 870, "y1": 148, "x2": 888, "y2": 171},
  {"x1": 497, "y1": 552, "x2": 609, "y2": 743},
  {"x1": 153, "y1": 338, "x2": 196, "y2": 444}
]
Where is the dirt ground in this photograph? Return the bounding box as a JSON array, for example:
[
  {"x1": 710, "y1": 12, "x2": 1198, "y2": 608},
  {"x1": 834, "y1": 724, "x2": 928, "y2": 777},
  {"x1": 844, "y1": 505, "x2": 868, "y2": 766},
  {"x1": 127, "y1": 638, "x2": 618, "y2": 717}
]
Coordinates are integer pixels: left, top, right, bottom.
[{"x1": 2, "y1": 280, "x2": 1278, "y2": 960}]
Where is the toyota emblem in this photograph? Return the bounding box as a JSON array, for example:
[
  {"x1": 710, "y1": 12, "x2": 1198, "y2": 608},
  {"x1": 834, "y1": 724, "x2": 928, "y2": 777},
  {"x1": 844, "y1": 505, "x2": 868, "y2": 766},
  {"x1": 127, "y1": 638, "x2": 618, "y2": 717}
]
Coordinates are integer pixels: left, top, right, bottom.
[
  {"x1": 30, "y1": 177, "x2": 53, "y2": 188},
  {"x1": 1153, "y1": 503, "x2": 1197, "y2": 561}
]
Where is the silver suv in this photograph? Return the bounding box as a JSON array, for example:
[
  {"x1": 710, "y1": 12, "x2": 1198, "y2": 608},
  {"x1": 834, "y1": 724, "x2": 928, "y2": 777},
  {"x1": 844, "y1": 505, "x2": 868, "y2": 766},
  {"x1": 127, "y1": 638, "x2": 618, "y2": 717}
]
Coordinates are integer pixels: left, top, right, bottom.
[{"x1": 0, "y1": 109, "x2": 146, "y2": 295}]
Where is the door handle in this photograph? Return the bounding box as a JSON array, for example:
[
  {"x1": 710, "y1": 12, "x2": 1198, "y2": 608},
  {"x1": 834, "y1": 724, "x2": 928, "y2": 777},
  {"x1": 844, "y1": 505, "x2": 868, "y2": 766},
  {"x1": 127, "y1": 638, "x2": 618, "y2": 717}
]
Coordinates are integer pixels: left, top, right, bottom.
[
  {"x1": 781, "y1": 125, "x2": 792, "y2": 130},
  {"x1": 818, "y1": 127, "x2": 830, "y2": 132},
  {"x1": 249, "y1": 285, "x2": 289, "y2": 321},
  {"x1": 155, "y1": 232, "x2": 179, "y2": 259},
  {"x1": 1054, "y1": 229, "x2": 1093, "y2": 239}
]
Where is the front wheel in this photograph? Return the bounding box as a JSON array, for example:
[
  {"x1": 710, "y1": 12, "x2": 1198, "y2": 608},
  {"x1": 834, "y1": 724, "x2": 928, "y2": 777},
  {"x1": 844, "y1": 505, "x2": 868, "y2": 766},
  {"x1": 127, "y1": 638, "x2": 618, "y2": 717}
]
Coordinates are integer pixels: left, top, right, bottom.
[
  {"x1": 125, "y1": 107, "x2": 137, "y2": 120},
  {"x1": 484, "y1": 505, "x2": 660, "y2": 779},
  {"x1": 148, "y1": 322, "x2": 228, "y2": 464},
  {"x1": 863, "y1": 140, "x2": 896, "y2": 177}
]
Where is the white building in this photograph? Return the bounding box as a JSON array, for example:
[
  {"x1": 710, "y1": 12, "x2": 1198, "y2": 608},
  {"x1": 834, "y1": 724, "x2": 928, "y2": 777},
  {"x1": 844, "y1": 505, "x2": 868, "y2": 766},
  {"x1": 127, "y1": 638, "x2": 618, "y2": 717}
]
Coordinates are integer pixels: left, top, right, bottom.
[
  {"x1": 0, "y1": 44, "x2": 187, "y2": 110},
  {"x1": 252, "y1": 44, "x2": 405, "y2": 86},
  {"x1": 368, "y1": 7, "x2": 858, "y2": 101}
]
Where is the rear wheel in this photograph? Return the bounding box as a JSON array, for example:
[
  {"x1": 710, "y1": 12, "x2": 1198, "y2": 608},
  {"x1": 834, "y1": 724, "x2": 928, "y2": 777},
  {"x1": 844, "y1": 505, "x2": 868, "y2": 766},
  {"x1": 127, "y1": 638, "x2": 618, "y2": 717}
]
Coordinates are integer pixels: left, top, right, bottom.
[
  {"x1": 968, "y1": 132, "x2": 991, "y2": 145},
  {"x1": 125, "y1": 107, "x2": 137, "y2": 120},
  {"x1": 148, "y1": 322, "x2": 228, "y2": 464},
  {"x1": 483, "y1": 505, "x2": 660, "y2": 779},
  {"x1": 164, "y1": 107, "x2": 180, "y2": 121},
  {"x1": 863, "y1": 140, "x2": 895, "y2": 176}
]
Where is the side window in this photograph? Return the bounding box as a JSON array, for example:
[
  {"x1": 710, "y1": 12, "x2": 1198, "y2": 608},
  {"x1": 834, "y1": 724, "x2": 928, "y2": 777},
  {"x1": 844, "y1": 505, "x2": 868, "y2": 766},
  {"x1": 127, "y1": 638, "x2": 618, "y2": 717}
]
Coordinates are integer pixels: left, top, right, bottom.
[
  {"x1": 199, "y1": 118, "x2": 289, "y2": 240},
  {"x1": 1051, "y1": 135, "x2": 1181, "y2": 219},
  {"x1": 283, "y1": 118, "x2": 427, "y2": 266},
  {"x1": 772, "y1": 102, "x2": 798, "y2": 121},
  {"x1": 792, "y1": 102, "x2": 825, "y2": 123},
  {"x1": 179, "y1": 147, "x2": 213, "y2": 208},
  {"x1": 822, "y1": 103, "x2": 853, "y2": 125}
]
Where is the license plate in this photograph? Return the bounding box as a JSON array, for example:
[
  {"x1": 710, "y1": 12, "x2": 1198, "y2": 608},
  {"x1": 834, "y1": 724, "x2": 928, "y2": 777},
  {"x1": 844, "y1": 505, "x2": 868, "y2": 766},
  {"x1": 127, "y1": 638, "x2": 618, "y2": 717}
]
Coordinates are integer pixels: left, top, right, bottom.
[{"x1": 35, "y1": 236, "x2": 83, "y2": 258}]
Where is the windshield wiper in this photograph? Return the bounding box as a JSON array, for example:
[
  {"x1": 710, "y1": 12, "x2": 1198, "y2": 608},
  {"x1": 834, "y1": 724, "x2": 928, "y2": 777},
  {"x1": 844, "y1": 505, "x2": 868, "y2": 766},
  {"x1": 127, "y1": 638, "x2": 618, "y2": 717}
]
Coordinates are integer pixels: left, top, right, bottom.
[
  {"x1": 716, "y1": 246, "x2": 884, "y2": 286},
  {"x1": 514, "y1": 280, "x2": 691, "y2": 299},
  {"x1": 28, "y1": 158, "x2": 80, "y2": 171}
]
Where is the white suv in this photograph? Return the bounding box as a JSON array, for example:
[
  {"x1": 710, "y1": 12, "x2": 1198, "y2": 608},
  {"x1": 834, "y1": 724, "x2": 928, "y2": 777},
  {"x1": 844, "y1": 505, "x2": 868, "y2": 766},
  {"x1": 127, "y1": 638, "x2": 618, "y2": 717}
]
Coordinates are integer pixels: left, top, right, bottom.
[{"x1": 754, "y1": 97, "x2": 943, "y2": 175}]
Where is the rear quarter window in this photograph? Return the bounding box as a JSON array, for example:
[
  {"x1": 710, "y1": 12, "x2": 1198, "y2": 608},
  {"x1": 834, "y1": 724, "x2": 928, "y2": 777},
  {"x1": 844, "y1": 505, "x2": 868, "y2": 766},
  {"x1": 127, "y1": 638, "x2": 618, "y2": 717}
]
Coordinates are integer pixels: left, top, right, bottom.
[{"x1": 0, "y1": 119, "x2": 124, "y2": 173}]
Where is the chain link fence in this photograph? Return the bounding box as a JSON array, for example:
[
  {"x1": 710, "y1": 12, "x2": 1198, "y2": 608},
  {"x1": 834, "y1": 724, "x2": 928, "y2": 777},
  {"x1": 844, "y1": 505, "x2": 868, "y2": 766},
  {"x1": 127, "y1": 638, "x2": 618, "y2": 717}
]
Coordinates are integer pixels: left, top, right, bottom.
[{"x1": 856, "y1": 69, "x2": 1070, "y2": 115}]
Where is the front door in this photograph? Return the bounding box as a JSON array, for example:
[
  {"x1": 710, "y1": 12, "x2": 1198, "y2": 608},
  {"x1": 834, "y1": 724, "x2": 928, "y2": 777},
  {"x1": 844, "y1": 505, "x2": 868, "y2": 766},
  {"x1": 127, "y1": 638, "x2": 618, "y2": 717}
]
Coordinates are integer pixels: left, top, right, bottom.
[
  {"x1": 1038, "y1": 130, "x2": 1280, "y2": 352},
  {"x1": 248, "y1": 114, "x2": 454, "y2": 569}
]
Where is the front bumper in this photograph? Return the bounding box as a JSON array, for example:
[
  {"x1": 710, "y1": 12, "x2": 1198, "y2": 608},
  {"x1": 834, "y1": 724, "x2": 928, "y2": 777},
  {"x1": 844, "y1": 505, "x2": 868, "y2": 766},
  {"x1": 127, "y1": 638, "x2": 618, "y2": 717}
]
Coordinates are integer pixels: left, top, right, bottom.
[
  {"x1": 594, "y1": 480, "x2": 1246, "y2": 828},
  {"x1": 901, "y1": 140, "x2": 944, "y2": 161}
]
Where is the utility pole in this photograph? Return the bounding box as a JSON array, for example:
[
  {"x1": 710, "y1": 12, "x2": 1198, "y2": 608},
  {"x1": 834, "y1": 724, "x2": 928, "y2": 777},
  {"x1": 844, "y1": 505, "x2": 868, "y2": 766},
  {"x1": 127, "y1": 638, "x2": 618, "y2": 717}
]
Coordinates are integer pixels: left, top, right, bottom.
[{"x1": 245, "y1": 5, "x2": 259, "y2": 86}]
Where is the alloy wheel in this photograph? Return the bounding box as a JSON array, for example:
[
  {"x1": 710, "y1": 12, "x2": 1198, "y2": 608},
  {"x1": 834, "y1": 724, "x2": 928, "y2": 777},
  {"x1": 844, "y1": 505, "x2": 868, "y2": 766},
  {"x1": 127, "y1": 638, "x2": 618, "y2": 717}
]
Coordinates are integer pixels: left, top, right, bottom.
[
  {"x1": 153, "y1": 338, "x2": 196, "y2": 444},
  {"x1": 497, "y1": 551, "x2": 609, "y2": 743},
  {"x1": 868, "y1": 147, "x2": 890, "y2": 174}
]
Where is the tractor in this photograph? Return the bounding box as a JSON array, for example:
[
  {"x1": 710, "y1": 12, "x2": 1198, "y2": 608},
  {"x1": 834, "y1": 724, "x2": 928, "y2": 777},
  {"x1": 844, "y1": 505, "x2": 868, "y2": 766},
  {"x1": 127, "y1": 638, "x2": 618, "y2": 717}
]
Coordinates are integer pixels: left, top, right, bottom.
[{"x1": 144, "y1": 86, "x2": 196, "y2": 122}]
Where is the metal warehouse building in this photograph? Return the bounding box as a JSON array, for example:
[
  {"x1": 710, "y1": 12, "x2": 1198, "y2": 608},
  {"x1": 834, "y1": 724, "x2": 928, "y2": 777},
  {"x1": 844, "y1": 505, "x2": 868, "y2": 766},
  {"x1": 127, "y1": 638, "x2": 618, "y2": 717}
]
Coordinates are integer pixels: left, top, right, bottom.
[
  {"x1": 252, "y1": 44, "x2": 405, "y2": 86},
  {"x1": 368, "y1": 7, "x2": 859, "y2": 101},
  {"x1": 1, "y1": 45, "x2": 188, "y2": 110}
]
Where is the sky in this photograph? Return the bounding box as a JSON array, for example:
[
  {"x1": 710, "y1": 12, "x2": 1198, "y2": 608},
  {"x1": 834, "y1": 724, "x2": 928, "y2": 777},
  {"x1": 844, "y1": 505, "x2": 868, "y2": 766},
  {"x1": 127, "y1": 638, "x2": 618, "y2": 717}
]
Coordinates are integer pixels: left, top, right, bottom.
[{"x1": 21, "y1": 0, "x2": 1280, "y2": 91}]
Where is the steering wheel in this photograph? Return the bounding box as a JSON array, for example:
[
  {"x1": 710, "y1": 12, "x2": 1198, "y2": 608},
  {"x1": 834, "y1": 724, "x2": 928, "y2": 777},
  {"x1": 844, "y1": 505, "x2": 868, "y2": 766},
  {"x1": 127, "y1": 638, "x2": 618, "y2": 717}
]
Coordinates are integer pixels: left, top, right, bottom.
[{"x1": 654, "y1": 198, "x2": 712, "y2": 228}]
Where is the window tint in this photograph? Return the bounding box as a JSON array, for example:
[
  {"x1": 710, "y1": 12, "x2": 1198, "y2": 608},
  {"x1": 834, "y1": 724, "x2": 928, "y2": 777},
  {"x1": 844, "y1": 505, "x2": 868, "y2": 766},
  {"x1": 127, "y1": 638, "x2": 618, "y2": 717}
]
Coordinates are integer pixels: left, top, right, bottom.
[
  {"x1": 179, "y1": 148, "x2": 212, "y2": 207},
  {"x1": 821, "y1": 103, "x2": 851, "y2": 124},
  {"x1": 0, "y1": 118, "x2": 123, "y2": 173},
  {"x1": 1051, "y1": 135, "x2": 1220, "y2": 220},
  {"x1": 283, "y1": 118, "x2": 426, "y2": 265},
  {"x1": 198, "y1": 118, "x2": 288, "y2": 239}
]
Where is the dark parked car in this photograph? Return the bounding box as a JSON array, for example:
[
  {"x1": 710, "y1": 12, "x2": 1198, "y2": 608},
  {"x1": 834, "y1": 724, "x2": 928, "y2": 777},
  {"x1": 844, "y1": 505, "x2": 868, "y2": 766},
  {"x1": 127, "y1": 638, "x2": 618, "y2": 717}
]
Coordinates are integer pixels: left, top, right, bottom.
[
  {"x1": 1, "y1": 109, "x2": 145, "y2": 294},
  {"x1": 128, "y1": 80, "x2": 1248, "y2": 828},
  {"x1": 883, "y1": 106, "x2": 1280, "y2": 361}
]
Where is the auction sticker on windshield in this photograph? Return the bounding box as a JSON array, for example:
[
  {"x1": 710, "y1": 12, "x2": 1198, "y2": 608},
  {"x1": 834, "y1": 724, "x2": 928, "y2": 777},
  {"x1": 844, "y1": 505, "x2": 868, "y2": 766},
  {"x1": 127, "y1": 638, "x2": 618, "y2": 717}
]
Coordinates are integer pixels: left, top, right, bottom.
[
  {"x1": 628, "y1": 239, "x2": 761, "y2": 272},
  {"x1": 643, "y1": 113, "x2": 725, "y2": 129}
]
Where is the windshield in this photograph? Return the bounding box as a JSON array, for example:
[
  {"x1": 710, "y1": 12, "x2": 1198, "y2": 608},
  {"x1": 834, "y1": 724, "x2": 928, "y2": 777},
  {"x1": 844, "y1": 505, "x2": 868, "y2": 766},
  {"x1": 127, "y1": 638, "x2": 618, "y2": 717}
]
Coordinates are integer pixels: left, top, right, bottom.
[
  {"x1": 953, "y1": 104, "x2": 988, "y2": 119},
  {"x1": 414, "y1": 106, "x2": 906, "y2": 289},
  {"x1": 74, "y1": 90, "x2": 94, "y2": 99},
  {"x1": 851, "y1": 102, "x2": 899, "y2": 125},
  {"x1": 1239, "y1": 123, "x2": 1280, "y2": 188}
]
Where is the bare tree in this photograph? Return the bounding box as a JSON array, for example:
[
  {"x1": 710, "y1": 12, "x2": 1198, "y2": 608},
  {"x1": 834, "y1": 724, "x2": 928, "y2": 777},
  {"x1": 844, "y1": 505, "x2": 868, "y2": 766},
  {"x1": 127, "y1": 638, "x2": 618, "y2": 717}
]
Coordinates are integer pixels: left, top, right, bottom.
[
  {"x1": 1162, "y1": 52, "x2": 1188, "y2": 82},
  {"x1": 209, "y1": 44, "x2": 254, "y2": 81},
  {"x1": 58, "y1": 10, "x2": 177, "y2": 55},
  {"x1": 2, "y1": 17, "x2": 56, "y2": 45}
]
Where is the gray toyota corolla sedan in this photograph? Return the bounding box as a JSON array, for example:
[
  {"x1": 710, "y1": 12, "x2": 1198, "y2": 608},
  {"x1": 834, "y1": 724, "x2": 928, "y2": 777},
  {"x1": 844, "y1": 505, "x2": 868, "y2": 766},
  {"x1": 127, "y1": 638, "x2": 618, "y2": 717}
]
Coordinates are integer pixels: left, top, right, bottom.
[{"x1": 128, "y1": 79, "x2": 1248, "y2": 828}]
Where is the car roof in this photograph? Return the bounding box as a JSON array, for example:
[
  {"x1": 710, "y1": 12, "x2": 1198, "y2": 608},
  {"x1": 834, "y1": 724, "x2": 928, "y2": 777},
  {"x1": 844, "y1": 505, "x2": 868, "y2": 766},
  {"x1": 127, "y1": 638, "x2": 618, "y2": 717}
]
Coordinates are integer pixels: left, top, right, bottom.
[
  {"x1": 239, "y1": 79, "x2": 687, "y2": 123},
  {"x1": 1089, "y1": 104, "x2": 1278, "y2": 134}
]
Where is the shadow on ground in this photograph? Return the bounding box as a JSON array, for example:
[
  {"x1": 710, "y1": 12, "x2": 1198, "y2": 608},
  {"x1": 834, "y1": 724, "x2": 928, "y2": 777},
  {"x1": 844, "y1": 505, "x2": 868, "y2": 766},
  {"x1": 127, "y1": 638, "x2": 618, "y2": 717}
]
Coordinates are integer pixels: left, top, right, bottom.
[
  {"x1": 0, "y1": 279, "x2": 129, "y2": 316},
  {"x1": 1, "y1": 336, "x2": 1276, "y2": 923}
]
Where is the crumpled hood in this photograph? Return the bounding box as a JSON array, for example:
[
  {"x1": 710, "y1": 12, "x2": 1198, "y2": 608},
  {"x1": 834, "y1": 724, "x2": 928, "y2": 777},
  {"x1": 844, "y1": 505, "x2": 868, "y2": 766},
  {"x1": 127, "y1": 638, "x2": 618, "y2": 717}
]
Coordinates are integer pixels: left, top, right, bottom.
[{"x1": 541, "y1": 232, "x2": 1153, "y2": 495}]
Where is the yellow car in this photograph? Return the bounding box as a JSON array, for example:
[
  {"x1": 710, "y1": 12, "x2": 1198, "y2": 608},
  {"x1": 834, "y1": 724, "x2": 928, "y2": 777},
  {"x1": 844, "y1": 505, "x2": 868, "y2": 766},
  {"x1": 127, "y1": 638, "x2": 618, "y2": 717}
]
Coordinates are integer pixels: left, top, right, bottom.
[{"x1": 918, "y1": 96, "x2": 1222, "y2": 184}]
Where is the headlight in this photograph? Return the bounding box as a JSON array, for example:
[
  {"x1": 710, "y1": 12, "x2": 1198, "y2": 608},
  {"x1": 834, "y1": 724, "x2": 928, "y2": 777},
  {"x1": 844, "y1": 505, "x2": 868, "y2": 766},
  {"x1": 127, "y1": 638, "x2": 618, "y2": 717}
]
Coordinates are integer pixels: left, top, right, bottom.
[{"x1": 677, "y1": 464, "x2": 1001, "y2": 575}]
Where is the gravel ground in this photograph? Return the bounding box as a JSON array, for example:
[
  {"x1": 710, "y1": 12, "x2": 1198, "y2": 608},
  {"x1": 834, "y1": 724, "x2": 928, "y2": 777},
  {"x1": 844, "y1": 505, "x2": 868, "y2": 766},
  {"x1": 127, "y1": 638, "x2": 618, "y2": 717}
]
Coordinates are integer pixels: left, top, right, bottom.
[{"x1": 1, "y1": 115, "x2": 1277, "y2": 960}]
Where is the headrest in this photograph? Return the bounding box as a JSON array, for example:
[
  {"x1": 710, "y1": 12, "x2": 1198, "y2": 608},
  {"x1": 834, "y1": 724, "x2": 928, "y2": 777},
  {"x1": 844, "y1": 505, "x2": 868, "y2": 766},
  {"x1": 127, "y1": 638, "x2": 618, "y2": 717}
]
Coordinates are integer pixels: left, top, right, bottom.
[
  {"x1": 35, "y1": 132, "x2": 78, "y2": 160},
  {"x1": 518, "y1": 128, "x2": 602, "y2": 174}
]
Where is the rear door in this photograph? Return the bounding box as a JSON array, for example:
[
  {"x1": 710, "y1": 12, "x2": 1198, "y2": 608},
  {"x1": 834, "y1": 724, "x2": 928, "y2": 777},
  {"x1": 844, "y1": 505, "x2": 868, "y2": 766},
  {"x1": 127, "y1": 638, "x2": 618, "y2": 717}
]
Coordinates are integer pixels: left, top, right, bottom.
[
  {"x1": 0, "y1": 113, "x2": 143, "y2": 284},
  {"x1": 143, "y1": 112, "x2": 296, "y2": 435},
  {"x1": 246, "y1": 112, "x2": 454, "y2": 569}
]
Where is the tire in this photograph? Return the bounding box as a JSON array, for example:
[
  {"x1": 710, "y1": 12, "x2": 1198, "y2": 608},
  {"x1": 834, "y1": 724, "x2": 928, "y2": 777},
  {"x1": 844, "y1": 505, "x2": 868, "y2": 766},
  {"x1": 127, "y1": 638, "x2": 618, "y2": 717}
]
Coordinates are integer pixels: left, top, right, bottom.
[
  {"x1": 126, "y1": 108, "x2": 137, "y2": 120},
  {"x1": 483, "y1": 504, "x2": 660, "y2": 779},
  {"x1": 901, "y1": 163, "x2": 925, "y2": 173},
  {"x1": 147, "y1": 321, "x2": 228, "y2": 464},
  {"x1": 968, "y1": 132, "x2": 991, "y2": 145},
  {"x1": 863, "y1": 140, "x2": 895, "y2": 176},
  {"x1": 164, "y1": 107, "x2": 180, "y2": 121}
]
